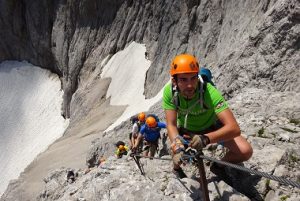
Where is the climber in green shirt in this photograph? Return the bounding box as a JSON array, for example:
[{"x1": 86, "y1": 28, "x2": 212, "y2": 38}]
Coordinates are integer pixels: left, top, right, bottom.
[{"x1": 162, "y1": 54, "x2": 253, "y2": 178}]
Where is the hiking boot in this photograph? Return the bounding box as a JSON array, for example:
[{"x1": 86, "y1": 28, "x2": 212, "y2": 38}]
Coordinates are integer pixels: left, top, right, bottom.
[
  {"x1": 173, "y1": 167, "x2": 187, "y2": 179},
  {"x1": 210, "y1": 162, "x2": 233, "y2": 186}
]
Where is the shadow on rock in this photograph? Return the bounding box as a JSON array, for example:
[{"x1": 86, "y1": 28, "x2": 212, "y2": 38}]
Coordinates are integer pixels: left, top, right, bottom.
[{"x1": 210, "y1": 165, "x2": 264, "y2": 201}]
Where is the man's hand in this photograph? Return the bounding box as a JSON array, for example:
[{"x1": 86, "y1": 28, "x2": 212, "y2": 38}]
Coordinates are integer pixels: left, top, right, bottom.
[
  {"x1": 172, "y1": 151, "x2": 184, "y2": 166},
  {"x1": 189, "y1": 135, "x2": 210, "y2": 151},
  {"x1": 130, "y1": 146, "x2": 137, "y2": 157},
  {"x1": 171, "y1": 135, "x2": 186, "y2": 166},
  {"x1": 131, "y1": 146, "x2": 137, "y2": 153},
  {"x1": 171, "y1": 135, "x2": 185, "y2": 154}
]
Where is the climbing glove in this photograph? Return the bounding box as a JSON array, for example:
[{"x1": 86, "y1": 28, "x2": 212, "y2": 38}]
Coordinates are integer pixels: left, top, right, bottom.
[
  {"x1": 171, "y1": 135, "x2": 185, "y2": 154},
  {"x1": 189, "y1": 134, "x2": 210, "y2": 151},
  {"x1": 172, "y1": 151, "x2": 184, "y2": 167},
  {"x1": 171, "y1": 134, "x2": 210, "y2": 166},
  {"x1": 171, "y1": 135, "x2": 185, "y2": 166}
]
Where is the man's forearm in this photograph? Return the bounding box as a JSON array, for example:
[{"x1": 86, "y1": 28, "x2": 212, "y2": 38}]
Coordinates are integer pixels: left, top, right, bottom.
[
  {"x1": 167, "y1": 125, "x2": 179, "y2": 143},
  {"x1": 206, "y1": 124, "x2": 240, "y2": 144},
  {"x1": 207, "y1": 109, "x2": 241, "y2": 143},
  {"x1": 134, "y1": 135, "x2": 142, "y2": 147}
]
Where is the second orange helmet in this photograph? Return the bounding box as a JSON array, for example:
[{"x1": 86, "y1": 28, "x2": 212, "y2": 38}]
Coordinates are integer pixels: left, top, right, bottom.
[{"x1": 138, "y1": 112, "x2": 146, "y2": 122}]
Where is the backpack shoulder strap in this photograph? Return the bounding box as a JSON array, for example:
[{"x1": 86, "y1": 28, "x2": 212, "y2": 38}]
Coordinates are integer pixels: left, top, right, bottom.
[
  {"x1": 199, "y1": 75, "x2": 210, "y2": 108},
  {"x1": 198, "y1": 75, "x2": 209, "y2": 109},
  {"x1": 171, "y1": 77, "x2": 208, "y2": 111},
  {"x1": 171, "y1": 83, "x2": 180, "y2": 110}
]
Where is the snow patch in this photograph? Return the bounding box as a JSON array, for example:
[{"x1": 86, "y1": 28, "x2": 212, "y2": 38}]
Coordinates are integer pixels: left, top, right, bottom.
[
  {"x1": 101, "y1": 42, "x2": 166, "y2": 131},
  {"x1": 0, "y1": 61, "x2": 69, "y2": 196}
]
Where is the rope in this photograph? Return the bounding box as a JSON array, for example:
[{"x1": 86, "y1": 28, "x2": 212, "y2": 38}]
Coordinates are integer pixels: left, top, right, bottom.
[{"x1": 130, "y1": 152, "x2": 300, "y2": 188}]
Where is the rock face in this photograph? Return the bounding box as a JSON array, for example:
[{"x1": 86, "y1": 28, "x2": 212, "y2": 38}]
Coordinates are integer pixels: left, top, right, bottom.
[
  {"x1": 32, "y1": 88, "x2": 300, "y2": 201},
  {"x1": 0, "y1": 0, "x2": 299, "y2": 200},
  {"x1": 0, "y1": 0, "x2": 299, "y2": 117},
  {"x1": 27, "y1": 134, "x2": 300, "y2": 201}
]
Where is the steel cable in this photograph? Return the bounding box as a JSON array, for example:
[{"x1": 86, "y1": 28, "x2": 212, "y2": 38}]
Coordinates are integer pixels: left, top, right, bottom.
[
  {"x1": 198, "y1": 154, "x2": 300, "y2": 188},
  {"x1": 130, "y1": 152, "x2": 300, "y2": 188}
]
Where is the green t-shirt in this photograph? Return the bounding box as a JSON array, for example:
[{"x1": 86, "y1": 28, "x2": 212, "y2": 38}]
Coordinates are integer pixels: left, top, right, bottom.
[{"x1": 162, "y1": 82, "x2": 228, "y2": 132}]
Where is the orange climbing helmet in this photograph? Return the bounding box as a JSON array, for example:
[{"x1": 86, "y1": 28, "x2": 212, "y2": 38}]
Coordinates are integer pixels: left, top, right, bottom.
[
  {"x1": 119, "y1": 145, "x2": 125, "y2": 151},
  {"x1": 138, "y1": 112, "x2": 146, "y2": 122},
  {"x1": 170, "y1": 54, "x2": 199, "y2": 76},
  {"x1": 146, "y1": 116, "x2": 157, "y2": 128}
]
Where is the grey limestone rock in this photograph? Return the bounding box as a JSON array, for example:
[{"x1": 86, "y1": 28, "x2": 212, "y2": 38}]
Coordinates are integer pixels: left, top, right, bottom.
[
  {"x1": 1, "y1": 0, "x2": 299, "y2": 200},
  {"x1": 1, "y1": 0, "x2": 299, "y2": 117}
]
